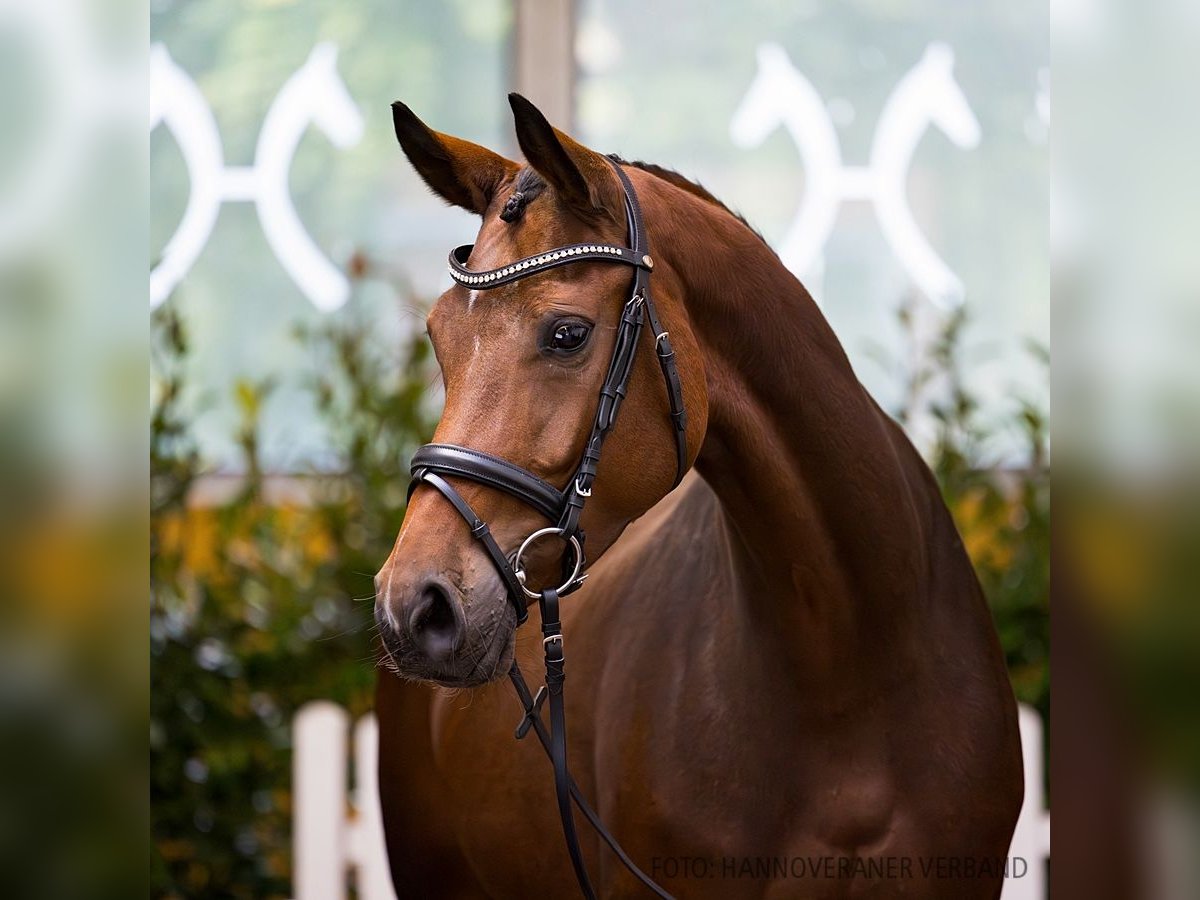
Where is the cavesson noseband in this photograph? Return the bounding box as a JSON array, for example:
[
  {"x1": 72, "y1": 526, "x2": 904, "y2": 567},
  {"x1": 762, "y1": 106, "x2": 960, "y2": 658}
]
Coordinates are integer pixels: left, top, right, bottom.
[{"x1": 407, "y1": 157, "x2": 683, "y2": 899}]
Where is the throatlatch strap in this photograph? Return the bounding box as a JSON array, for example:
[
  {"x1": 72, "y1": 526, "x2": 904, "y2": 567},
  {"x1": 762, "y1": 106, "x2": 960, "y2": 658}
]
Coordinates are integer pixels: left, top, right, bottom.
[{"x1": 642, "y1": 296, "x2": 688, "y2": 486}]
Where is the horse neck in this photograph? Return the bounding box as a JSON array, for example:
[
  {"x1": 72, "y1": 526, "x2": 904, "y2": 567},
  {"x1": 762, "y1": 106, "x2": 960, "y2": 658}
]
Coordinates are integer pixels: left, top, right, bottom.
[{"x1": 644, "y1": 175, "x2": 942, "y2": 654}]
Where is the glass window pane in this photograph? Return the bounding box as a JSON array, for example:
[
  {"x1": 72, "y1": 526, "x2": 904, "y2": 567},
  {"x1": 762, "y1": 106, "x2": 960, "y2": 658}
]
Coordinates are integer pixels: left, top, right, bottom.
[
  {"x1": 576, "y1": 0, "x2": 1048, "y2": 457},
  {"x1": 151, "y1": 0, "x2": 512, "y2": 470}
]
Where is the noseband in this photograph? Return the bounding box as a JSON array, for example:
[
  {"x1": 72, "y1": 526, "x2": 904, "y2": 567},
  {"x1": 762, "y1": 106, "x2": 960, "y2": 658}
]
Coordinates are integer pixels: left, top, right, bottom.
[{"x1": 407, "y1": 157, "x2": 682, "y2": 899}]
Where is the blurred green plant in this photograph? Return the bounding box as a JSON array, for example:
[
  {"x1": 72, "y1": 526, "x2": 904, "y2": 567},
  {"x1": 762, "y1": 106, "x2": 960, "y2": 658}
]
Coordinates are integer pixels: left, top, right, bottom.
[
  {"x1": 150, "y1": 296, "x2": 1048, "y2": 898},
  {"x1": 150, "y1": 302, "x2": 436, "y2": 898},
  {"x1": 889, "y1": 299, "x2": 1050, "y2": 721}
]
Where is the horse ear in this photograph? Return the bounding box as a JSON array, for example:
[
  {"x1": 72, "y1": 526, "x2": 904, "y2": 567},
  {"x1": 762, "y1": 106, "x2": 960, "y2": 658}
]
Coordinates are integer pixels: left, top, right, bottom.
[
  {"x1": 507, "y1": 93, "x2": 623, "y2": 223},
  {"x1": 392, "y1": 101, "x2": 517, "y2": 215}
]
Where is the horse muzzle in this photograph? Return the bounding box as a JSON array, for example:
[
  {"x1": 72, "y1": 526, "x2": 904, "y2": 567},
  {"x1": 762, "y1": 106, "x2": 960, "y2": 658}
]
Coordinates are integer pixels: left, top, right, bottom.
[{"x1": 374, "y1": 568, "x2": 517, "y2": 686}]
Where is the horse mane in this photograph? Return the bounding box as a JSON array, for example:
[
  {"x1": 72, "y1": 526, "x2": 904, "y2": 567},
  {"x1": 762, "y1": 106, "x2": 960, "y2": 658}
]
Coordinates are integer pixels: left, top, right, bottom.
[
  {"x1": 607, "y1": 155, "x2": 767, "y2": 245},
  {"x1": 503, "y1": 155, "x2": 768, "y2": 246}
]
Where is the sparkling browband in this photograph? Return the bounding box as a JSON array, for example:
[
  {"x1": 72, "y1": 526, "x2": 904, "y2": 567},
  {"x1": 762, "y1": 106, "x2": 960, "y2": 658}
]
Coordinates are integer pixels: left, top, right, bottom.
[{"x1": 447, "y1": 242, "x2": 653, "y2": 290}]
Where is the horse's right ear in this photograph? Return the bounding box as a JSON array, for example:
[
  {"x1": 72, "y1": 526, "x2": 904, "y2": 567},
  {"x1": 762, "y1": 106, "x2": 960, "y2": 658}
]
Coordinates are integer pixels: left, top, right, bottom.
[
  {"x1": 508, "y1": 93, "x2": 623, "y2": 224},
  {"x1": 391, "y1": 102, "x2": 518, "y2": 215}
]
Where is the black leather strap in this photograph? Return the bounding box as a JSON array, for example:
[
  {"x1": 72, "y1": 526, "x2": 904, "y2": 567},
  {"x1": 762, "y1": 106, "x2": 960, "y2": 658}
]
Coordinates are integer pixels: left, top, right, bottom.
[
  {"x1": 509, "y1": 659, "x2": 675, "y2": 899},
  {"x1": 412, "y1": 444, "x2": 565, "y2": 525},
  {"x1": 559, "y1": 290, "x2": 647, "y2": 535},
  {"x1": 448, "y1": 242, "x2": 651, "y2": 289},
  {"x1": 536, "y1": 588, "x2": 596, "y2": 899},
  {"x1": 642, "y1": 298, "x2": 688, "y2": 486},
  {"x1": 607, "y1": 159, "x2": 688, "y2": 487},
  {"x1": 408, "y1": 469, "x2": 529, "y2": 624}
]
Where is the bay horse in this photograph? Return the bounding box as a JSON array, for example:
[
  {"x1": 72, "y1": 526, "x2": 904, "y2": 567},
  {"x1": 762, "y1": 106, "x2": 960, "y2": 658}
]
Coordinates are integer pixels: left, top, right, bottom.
[{"x1": 373, "y1": 94, "x2": 1022, "y2": 899}]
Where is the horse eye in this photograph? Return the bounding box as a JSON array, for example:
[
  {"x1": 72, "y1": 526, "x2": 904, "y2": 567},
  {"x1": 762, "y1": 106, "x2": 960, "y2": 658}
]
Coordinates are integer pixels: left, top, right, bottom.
[{"x1": 548, "y1": 320, "x2": 592, "y2": 353}]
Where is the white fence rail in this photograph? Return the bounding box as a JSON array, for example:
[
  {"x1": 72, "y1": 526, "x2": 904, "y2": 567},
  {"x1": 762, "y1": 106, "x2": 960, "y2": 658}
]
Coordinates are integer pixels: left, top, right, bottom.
[{"x1": 292, "y1": 702, "x2": 1049, "y2": 899}]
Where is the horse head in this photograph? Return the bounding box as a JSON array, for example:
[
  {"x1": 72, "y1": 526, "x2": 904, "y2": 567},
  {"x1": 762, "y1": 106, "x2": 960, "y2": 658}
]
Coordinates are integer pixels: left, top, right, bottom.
[
  {"x1": 374, "y1": 98, "x2": 706, "y2": 686},
  {"x1": 296, "y1": 43, "x2": 364, "y2": 149},
  {"x1": 729, "y1": 43, "x2": 795, "y2": 148},
  {"x1": 914, "y1": 42, "x2": 980, "y2": 149}
]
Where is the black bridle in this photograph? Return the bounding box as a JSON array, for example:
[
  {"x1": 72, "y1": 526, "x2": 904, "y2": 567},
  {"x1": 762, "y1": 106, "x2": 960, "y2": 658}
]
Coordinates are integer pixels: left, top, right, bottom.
[{"x1": 407, "y1": 157, "x2": 684, "y2": 899}]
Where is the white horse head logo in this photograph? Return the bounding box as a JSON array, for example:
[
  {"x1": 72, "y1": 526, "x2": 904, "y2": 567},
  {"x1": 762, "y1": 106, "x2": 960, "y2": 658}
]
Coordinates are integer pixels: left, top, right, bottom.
[
  {"x1": 151, "y1": 42, "x2": 364, "y2": 311},
  {"x1": 730, "y1": 43, "x2": 819, "y2": 148},
  {"x1": 287, "y1": 43, "x2": 365, "y2": 152},
  {"x1": 909, "y1": 42, "x2": 981, "y2": 148},
  {"x1": 731, "y1": 41, "x2": 980, "y2": 309}
]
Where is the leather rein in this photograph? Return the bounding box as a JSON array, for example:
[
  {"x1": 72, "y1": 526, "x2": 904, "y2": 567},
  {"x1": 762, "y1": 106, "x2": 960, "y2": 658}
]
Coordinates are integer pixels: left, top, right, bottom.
[{"x1": 407, "y1": 157, "x2": 683, "y2": 899}]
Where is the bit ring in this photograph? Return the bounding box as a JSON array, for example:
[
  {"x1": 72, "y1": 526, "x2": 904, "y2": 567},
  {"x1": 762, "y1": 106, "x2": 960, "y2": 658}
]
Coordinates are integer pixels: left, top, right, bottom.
[{"x1": 511, "y1": 527, "x2": 583, "y2": 600}]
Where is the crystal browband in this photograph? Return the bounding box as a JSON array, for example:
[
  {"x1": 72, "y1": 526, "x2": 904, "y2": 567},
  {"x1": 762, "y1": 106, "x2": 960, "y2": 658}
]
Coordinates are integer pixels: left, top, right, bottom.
[{"x1": 447, "y1": 242, "x2": 653, "y2": 290}]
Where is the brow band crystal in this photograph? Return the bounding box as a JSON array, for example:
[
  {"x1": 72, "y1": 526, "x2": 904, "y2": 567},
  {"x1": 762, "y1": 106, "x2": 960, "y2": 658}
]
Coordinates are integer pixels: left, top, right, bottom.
[{"x1": 448, "y1": 243, "x2": 640, "y2": 288}]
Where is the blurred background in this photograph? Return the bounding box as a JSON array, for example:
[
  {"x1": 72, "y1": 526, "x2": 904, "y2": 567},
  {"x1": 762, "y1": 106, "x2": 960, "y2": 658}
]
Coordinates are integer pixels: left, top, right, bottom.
[{"x1": 1, "y1": 0, "x2": 1196, "y2": 897}]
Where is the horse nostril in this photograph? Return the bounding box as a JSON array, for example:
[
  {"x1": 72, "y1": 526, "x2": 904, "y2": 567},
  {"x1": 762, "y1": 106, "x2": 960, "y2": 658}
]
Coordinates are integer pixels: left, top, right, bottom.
[{"x1": 406, "y1": 582, "x2": 464, "y2": 663}]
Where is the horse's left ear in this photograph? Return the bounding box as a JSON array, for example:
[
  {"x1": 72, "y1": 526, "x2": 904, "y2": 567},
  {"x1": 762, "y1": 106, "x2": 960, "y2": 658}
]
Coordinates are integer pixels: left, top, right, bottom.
[
  {"x1": 392, "y1": 101, "x2": 518, "y2": 215},
  {"x1": 508, "y1": 93, "x2": 623, "y2": 224}
]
